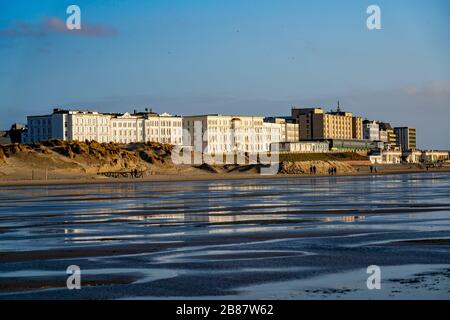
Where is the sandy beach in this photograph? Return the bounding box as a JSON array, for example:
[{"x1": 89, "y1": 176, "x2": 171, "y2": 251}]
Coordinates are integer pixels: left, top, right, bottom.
[
  {"x1": 0, "y1": 165, "x2": 449, "y2": 187},
  {"x1": 3, "y1": 140, "x2": 449, "y2": 188}
]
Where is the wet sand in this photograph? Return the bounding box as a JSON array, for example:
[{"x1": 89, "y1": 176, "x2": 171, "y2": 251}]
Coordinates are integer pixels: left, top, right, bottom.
[
  {"x1": 0, "y1": 165, "x2": 449, "y2": 187},
  {"x1": 0, "y1": 274, "x2": 141, "y2": 293},
  {"x1": 1, "y1": 172, "x2": 450, "y2": 299}
]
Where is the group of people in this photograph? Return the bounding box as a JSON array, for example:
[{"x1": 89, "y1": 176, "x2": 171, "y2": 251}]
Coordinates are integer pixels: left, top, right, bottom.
[
  {"x1": 130, "y1": 169, "x2": 141, "y2": 178},
  {"x1": 328, "y1": 167, "x2": 337, "y2": 175},
  {"x1": 309, "y1": 166, "x2": 338, "y2": 175},
  {"x1": 369, "y1": 166, "x2": 378, "y2": 173}
]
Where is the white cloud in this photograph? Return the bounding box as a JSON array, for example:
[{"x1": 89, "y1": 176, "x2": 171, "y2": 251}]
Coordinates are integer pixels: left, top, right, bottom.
[{"x1": 404, "y1": 80, "x2": 450, "y2": 97}]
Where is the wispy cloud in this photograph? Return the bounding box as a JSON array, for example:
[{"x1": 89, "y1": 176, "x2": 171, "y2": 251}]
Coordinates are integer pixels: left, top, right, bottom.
[
  {"x1": 0, "y1": 17, "x2": 117, "y2": 38},
  {"x1": 404, "y1": 80, "x2": 450, "y2": 97}
]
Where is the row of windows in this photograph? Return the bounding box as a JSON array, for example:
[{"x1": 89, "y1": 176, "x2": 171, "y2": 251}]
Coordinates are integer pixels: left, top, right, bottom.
[
  {"x1": 71, "y1": 136, "x2": 182, "y2": 144},
  {"x1": 29, "y1": 128, "x2": 51, "y2": 135},
  {"x1": 30, "y1": 119, "x2": 51, "y2": 126},
  {"x1": 207, "y1": 143, "x2": 271, "y2": 153},
  {"x1": 190, "y1": 127, "x2": 282, "y2": 134},
  {"x1": 113, "y1": 122, "x2": 137, "y2": 128},
  {"x1": 74, "y1": 127, "x2": 108, "y2": 134},
  {"x1": 75, "y1": 118, "x2": 109, "y2": 125},
  {"x1": 149, "y1": 121, "x2": 182, "y2": 127},
  {"x1": 72, "y1": 127, "x2": 183, "y2": 136},
  {"x1": 186, "y1": 120, "x2": 266, "y2": 127}
]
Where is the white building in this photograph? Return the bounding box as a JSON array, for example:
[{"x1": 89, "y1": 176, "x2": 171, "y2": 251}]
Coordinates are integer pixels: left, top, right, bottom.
[
  {"x1": 264, "y1": 117, "x2": 299, "y2": 143},
  {"x1": 403, "y1": 150, "x2": 422, "y2": 164},
  {"x1": 421, "y1": 151, "x2": 449, "y2": 163},
  {"x1": 369, "y1": 150, "x2": 402, "y2": 164},
  {"x1": 363, "y1": 120, "x2": 380, "y2": 141},
  {"x1": 274, "y1": 141, "x2": 329, "y2": 153},
  {"x1": 182, "y1": 115, "x2": 284, "y2": 155},
  {"x1": 25, "y1": 109, "x2": 183, "y2": 145}
]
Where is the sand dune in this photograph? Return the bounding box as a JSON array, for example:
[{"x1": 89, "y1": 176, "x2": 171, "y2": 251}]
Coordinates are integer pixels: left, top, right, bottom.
[{"x1": 1, "y1": 140, "x2": 449, "y2": 184}]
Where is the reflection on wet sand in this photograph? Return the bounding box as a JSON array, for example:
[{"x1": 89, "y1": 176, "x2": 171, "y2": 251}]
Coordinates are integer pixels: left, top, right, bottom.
[{"x1": 0, "y1": 173, "x2": 450, "y2": 299}]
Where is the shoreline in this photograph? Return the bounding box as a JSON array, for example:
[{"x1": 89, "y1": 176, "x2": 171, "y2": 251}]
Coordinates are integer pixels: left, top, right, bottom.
[{"x1": 1, "y1": 168, "x2": 449, "y2": 187}]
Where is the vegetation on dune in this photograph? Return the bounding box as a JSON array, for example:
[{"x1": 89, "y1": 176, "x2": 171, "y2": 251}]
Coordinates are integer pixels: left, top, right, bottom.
[
  {"x1": 279, "y1": 160, "x2": 356, "y2": 174},
  {"x1": 0, "y1": 140, "x2": 370, "y2": 178},
  {"x1": 0, "y1": 140, "x2": 175, "y2": 172},
  {"x1": 0, "y1": 145, "x2": 7, "y2": 163}
]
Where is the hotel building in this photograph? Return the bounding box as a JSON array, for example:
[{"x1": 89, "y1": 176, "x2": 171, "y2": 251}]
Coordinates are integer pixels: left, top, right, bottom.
[
  {"x1": 25, "y1": 109, "x2": 183, "y2": 145},
  {"x1": 182, "y1": 115, "x2": 288, "y2": 154},
  {"x1": 291, "y1": 106, "x2": 363, "y2": 141}
]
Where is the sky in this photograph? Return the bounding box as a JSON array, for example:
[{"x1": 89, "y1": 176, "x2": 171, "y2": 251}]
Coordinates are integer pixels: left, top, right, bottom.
[{"x1": 0, "y1": 0, "x2": 449, "y2": 149}]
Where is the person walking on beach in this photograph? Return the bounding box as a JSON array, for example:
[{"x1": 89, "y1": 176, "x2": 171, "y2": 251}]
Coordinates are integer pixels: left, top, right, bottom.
[
  {"x1": 313, "y1": 166, "x2": 317, "y2": 175},
  {"x1": 310, "y1": 166, "x2": 313, "y2": 175},
  {"x1": 370, "y1": 166, "x2": 373, "y2": 173}
]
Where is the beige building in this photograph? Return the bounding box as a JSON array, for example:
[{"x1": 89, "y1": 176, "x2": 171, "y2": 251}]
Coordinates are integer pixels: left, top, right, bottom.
[
  {"x1": 379, "y1": 122, "x2": 397, "y2": 149},
  {"x1": 352, "y1": 117, "x2": 363, "y2": 140},
  {"x1": 265, "y1": 118, "x2": 299, "y2": 142},
  {"x1": 183, "y1": 115, "x2": 284, "y2": 155},
  {"x1": 292, "y1": 107, "x2": 363, "y2": 140}
]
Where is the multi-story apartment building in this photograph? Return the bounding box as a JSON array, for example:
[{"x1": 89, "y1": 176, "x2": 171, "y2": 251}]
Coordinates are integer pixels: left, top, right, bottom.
[
  {"x1": 25, "y1": 109, "x2": 183, "y2": 145},
  {"x1": 379, "y1": 129, "x2": 388, "y2": 143},
  {"x1": 291, "y1": 106, "x2": 363, "y2": 140},
  {"x1": 352, "y1": 116, "x2": 363, "y2": 140},
  {"x1": 379, "y1": 122, "x2": 397, "y2": 148},
  {"x1": 394, "y1": 127, "x2": 417, "y2": 151},
  {"x1": 264, "y1": 117, "x2": 299, "y2": 143},
  {"x1": 182, "y1": 115, "x2": 285, "y2": 154},
  {"x1": 363, "y1": 120, "x2": 380, "y2": 141}
]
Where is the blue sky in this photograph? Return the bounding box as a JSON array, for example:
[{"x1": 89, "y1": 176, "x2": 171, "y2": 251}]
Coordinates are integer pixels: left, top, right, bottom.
[{"x1": 0, "y1": 0, "x2": 449, "y2": 148}]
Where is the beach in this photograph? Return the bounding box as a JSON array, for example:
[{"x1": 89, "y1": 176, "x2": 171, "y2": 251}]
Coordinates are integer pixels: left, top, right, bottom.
[
  {"x1": 0, "y1": 164, "x2": 449, "y2": 187},
  {"x1": 2, "y1": 140, "x2": 449, "y2": 188},
  {"x1": 1, "y1": 172, "x2": 449, "y2": 299}
]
